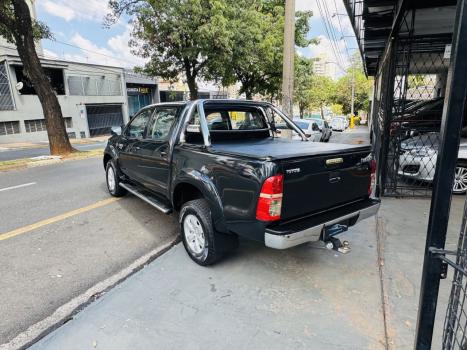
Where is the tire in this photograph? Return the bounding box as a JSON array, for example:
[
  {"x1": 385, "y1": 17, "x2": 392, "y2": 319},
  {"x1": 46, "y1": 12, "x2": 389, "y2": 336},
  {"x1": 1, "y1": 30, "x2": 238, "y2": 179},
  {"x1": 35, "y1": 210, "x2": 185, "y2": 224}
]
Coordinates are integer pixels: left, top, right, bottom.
[
  {"x1": 453, "y1": 163, "x2": 467, "y2": 195},
  {"x1": 180, "y1": 199, "x2": 237, "y2": 266},
  {"x1": 105, "y1": 160, "x2": 127, "y2": 197}
]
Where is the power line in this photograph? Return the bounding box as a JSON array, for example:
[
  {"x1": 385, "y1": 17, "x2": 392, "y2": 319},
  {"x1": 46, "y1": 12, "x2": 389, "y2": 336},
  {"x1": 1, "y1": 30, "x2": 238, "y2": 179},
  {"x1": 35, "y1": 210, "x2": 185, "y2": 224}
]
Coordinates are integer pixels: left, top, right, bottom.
[
  {"x1": 44, "y1": 38, "x2": 140, "y2": 67},
  {"x1": 315, "y1": 0, "x2": 346, "y2": 72}
]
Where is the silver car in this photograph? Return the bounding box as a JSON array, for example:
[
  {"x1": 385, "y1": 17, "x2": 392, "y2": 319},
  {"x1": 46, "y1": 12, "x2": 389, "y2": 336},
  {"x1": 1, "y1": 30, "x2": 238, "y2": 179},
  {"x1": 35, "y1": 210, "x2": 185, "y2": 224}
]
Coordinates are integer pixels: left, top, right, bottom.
[{"x1": 398, "y1": 130, "x2": 467, "y2": 194}]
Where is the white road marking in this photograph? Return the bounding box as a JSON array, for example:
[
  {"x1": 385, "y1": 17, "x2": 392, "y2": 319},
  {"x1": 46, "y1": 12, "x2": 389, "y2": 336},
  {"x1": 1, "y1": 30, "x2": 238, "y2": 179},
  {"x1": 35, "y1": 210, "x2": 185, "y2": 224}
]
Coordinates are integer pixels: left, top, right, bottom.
[{"x1": 0, "y1": 182, "x2": 36, "y2": 193}]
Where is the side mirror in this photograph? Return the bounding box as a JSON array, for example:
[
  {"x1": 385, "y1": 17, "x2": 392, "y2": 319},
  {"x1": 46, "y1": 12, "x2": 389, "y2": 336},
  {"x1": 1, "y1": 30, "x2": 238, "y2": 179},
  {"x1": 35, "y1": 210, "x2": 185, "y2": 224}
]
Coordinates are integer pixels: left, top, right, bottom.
[{"x1": 111, "y1": 126, "x2": 122, "y2": 136}]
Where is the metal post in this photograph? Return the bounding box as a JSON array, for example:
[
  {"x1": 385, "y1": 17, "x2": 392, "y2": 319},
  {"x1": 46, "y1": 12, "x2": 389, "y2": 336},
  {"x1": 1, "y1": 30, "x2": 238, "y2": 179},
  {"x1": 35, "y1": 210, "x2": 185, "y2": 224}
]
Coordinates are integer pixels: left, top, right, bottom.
[
  {"x1": 281, "y1": 0, "x2": 295, "y2": 117},
  {"x1": 415, "y1": 0, "x2": 467, "y2": 348},
  {"x1": 351, "y1": 57, "x2": 355, "y2": 116}
]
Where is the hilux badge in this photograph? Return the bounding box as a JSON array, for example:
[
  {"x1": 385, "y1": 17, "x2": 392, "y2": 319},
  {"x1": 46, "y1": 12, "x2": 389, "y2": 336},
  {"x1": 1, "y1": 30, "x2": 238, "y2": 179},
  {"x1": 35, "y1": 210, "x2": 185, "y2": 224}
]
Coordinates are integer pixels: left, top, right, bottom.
[
  {"x1": 286, "y1": 168, "x2": 301, "y2": 174},
  {"x1": 326, "y1": 158, "x2": 344, "y2": 165}
]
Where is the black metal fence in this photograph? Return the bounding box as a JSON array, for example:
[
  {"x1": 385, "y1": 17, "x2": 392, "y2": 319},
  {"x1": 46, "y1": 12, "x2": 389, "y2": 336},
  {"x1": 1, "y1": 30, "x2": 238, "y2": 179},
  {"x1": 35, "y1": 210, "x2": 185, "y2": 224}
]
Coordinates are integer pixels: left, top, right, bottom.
[
  {"x1": 371, "y1": 9, "x2": 452, "y2": 197},
  {"x1": 442, "y1": 199, "x2": 467, "y2": 349}
]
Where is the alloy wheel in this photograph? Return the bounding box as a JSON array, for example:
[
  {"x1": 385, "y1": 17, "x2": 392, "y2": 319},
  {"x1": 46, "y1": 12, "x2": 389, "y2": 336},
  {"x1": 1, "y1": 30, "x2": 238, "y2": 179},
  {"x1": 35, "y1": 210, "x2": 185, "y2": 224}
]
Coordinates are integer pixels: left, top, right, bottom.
[
  {"x1": 453, "y1": 166, "x2": 467, "y2": 194},
  {"x1": 183, "y1": 214, "x2": 206, "y2": 255}
]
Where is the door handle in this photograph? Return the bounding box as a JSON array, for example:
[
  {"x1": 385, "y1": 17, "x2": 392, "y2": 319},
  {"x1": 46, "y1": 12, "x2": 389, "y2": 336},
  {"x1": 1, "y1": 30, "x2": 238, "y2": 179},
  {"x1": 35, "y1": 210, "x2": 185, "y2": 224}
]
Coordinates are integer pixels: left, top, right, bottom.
[
  {"x1": 160, "y1": 150, "x2": 167, "y2": 156},
  {"x1": 135, "y1": 146, "x2": 141, "y2": 150}
]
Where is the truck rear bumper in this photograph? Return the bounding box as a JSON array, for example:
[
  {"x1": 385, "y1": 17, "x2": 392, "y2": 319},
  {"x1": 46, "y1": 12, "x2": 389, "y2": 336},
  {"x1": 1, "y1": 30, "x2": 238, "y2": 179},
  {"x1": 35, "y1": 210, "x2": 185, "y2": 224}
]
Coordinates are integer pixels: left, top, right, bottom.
[{"x1": 264, "y1": 199, "x2": 380, "y2": 249}]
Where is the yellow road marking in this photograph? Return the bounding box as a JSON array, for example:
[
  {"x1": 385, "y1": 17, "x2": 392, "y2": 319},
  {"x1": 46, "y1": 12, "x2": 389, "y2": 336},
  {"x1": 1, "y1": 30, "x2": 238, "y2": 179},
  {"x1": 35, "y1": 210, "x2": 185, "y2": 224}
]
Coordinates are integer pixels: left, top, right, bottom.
[{"x1": 0, "y1": 197, "x2": 121, "y2": 242}]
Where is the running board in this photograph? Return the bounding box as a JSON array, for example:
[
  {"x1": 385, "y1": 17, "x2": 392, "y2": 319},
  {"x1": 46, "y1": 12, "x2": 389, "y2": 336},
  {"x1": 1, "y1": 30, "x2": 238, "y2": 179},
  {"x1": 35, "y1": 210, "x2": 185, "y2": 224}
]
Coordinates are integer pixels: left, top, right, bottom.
[{"x1": 119, "y1": 182, "x2": 172, "y2": 214}]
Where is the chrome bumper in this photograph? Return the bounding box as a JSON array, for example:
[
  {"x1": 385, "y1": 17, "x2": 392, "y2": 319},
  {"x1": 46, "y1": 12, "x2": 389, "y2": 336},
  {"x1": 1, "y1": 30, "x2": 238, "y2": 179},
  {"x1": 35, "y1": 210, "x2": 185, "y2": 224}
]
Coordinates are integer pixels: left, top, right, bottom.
[{"x1": 264, "y1": 201, "x2": 381, "y2": 250}]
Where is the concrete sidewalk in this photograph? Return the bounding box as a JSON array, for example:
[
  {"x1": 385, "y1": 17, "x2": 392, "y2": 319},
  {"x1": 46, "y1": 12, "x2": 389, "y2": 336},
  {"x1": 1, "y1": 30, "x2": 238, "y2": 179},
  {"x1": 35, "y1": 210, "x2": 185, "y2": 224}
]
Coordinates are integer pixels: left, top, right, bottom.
[
  {"x1": 0, "y1": 136, "x2": 109, "y2": 150},
  {"x1": 30, "y1": 196, "x2": 465, "y2": 350},
  {"x1": 32, "y1": 219, "x2": 386, "y2": 350}
]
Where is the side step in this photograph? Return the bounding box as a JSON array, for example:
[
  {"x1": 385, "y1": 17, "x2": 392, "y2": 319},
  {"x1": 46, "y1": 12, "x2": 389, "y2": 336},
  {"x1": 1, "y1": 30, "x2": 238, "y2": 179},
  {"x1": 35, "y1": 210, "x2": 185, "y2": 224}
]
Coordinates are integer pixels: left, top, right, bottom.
[{"x1": 119, "y1": 182, "x2": 172, "y2": 214}]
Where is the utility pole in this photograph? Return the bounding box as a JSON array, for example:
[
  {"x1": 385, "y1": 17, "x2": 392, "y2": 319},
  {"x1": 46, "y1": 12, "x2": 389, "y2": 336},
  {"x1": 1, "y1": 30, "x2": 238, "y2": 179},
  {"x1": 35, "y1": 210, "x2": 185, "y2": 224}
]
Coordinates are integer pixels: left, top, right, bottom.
[
  {"x1": 350, "y1": 55, "x2": 355, "y2": 116},
  {"x1": 281, "y1": 0, "x2": 295, "y2": 118}
]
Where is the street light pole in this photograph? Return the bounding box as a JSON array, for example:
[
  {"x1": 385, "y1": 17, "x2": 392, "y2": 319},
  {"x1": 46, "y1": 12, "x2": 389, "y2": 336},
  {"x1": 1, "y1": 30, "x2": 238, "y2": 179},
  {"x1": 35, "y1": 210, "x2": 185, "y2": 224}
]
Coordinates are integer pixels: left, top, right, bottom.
[
  {"x1": 351, "y1": 56, "x2": 355, "y2": 116},
  {"x1": 281, "y1": 0, "x2": 295, "y2": 118}
]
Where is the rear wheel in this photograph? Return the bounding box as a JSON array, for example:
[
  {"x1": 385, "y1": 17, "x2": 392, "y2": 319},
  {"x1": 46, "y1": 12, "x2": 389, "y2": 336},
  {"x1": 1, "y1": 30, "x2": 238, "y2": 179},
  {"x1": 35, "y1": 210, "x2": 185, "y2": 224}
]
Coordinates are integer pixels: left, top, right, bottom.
[
  {"x1": 106, "y1": 161, "x2": 127, "y2": 197},
  {"x1": 180, "y1": 199, "x2": 237, "y2": 266},
  {"x1": 453, "y1": 164, "x2": 467, "y2": 195}
]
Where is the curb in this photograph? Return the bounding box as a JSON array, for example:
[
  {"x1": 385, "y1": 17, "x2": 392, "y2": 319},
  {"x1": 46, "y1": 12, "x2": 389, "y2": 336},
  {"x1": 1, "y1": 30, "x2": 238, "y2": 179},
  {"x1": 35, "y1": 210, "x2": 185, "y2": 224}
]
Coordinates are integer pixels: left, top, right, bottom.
[{"x1": 0, "y1": 237, "x2": 180, "y2": 350}]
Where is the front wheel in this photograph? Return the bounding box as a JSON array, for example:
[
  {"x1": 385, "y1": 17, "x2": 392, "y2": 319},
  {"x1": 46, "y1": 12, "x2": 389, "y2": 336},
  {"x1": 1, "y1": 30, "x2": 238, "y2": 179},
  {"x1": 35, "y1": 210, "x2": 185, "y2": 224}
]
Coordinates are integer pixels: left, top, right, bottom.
[
  {"x1": 180, "y1": 199, "x2": 237, "y2": 266},
  {"x1": 453, "y1": 164, "x2": 467, "y2": 195}
]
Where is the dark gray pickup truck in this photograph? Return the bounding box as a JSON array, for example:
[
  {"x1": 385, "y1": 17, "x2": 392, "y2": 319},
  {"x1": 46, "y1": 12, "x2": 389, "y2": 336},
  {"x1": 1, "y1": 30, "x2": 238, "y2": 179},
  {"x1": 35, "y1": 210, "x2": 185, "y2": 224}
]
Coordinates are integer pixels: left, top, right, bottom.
[{"x1": 103, "y1": 99, "x2": 380, "y2": 265}]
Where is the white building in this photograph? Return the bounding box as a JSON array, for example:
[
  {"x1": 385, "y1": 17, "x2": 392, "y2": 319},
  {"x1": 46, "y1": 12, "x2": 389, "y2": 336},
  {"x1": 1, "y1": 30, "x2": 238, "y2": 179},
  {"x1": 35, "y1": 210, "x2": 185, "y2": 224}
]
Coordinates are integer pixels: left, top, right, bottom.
[
  {"x1": 313, "y1": 54, "x2": 338, "y2": 80},
  {"x1": 0, "y1": 55, "x2": 136, "y2": 142}
]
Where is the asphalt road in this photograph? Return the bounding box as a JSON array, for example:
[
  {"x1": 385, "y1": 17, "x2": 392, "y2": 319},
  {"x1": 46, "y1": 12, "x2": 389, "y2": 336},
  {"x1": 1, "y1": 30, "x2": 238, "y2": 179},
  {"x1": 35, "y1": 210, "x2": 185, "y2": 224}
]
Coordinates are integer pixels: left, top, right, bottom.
[
  {"x1": 0, "y1": 142, "x2": 107, "y2": 161},
  {"x1": 0, "y1": 157, "x2": 178, "y2": 346},
  {"x1": 0, "y1": 128, "x2": 368, "y2": 347}
]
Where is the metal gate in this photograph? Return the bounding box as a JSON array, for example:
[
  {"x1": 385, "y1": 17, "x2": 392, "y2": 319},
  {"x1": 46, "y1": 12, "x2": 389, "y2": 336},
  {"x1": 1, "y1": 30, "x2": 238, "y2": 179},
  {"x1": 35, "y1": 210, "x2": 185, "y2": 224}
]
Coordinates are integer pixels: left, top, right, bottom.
[
  {"x1": 86, "y1": 104, "x2": 124, "y2": 137},
  {"x1": 371, "y1": 9, "x2": 452, "y2": 197}
]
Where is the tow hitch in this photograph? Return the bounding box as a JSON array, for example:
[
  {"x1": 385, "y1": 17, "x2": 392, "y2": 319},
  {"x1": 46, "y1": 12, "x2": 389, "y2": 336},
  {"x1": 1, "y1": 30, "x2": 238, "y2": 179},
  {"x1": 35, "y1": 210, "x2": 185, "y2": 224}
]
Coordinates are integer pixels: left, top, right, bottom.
[{"x1": 323, "y1": 224, "x2": 351, "y2": 254}]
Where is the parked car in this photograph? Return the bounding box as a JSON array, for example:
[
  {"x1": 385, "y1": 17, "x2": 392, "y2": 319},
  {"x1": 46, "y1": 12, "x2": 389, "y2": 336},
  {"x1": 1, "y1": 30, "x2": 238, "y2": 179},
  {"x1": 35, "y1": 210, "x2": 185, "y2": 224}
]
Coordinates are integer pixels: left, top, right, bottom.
[
  {"x1": 292, "y1": 119, "x2": 322, "y2": 142},
  {"x1": 398, "y1": 128, "x2": 467, "y2": 194},
  {"x1": 104, "y1": 100, "x2": 380, "y2": 265},
  {"x1": 331, "y1": 117, "x2": 346, "y2": 131},
  {"x1": 309, "y1": 117, "x2": 332, "y2": 142}
]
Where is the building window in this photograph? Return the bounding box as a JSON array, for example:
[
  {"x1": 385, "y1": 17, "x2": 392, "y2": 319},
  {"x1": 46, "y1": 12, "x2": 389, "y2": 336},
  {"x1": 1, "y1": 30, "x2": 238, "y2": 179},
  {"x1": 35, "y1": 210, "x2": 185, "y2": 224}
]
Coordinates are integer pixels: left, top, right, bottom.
[
  {"x1": 67, "y1": 76, "x2": 122, "y2": 96},
  {"x1": 0, "y1": 121, "x2": 20, "y2": 136},
  {"x1": 14, "y1": 66, "x2": 65, "y2": 95},
  {"x1": 0, "y1": 63, "x2": 14, "y2": 111},
  {"x1": 24, "y1": 119, "x2": 46, "y2": 133},
  {"x1": 25, "y1": 117, "x2": 73, "y2": 133},
  {"x1": 64, "y1": 117, "x2": 73, "y2": 128}
]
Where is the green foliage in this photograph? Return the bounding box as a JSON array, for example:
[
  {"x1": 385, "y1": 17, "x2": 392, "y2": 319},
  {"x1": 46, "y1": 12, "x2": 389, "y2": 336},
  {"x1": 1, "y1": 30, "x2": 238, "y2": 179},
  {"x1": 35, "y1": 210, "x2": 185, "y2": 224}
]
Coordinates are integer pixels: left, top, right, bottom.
[
  {"x1": 0, "y1": 1, "x2": 52, "y2": 44},
  {"x1": 108, "y1": 0, "x2": 234, "y2": 99},
  {"x1": 408, "y1": 74, "x2": 427, "y2": 89},
  {"x1": 308, "y1": 75, "x2": 334, "y2": 117},
  {"x1": 107, "y1": 0, "x2": 314, "y2": 100},
  {"x1": 330, "y1": 103, "x2": 343, "y2": 115},
  {"x1": 294, "y1": 55, "x2": 314, "y2": 118},
  {"x1": 332, "y1": 55, "x2": 372, "y2": 114}
]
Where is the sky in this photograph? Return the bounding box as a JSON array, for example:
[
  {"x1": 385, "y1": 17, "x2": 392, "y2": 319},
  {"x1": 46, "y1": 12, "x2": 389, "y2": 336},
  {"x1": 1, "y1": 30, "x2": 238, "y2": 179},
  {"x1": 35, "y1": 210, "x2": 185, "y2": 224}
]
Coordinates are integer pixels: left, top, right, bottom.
[{"x1": 37, "y1": 0, "x2": 358, "y2": 74}]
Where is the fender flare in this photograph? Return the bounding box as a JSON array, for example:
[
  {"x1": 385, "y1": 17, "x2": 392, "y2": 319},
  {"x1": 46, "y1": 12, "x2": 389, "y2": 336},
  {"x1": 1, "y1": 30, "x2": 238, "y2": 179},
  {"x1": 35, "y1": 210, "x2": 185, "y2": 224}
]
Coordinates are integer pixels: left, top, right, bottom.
[{"x1": 171, "y1": 170, "x2": 227, "y2": 232}]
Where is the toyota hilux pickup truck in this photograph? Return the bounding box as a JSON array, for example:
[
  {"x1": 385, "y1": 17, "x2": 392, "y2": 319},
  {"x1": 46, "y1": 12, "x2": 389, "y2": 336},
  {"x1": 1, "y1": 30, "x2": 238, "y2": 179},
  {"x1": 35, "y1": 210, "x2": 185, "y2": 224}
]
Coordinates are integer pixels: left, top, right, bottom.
[{"x1": 103, "y1": 99, "x2": 380, "y2": 265}]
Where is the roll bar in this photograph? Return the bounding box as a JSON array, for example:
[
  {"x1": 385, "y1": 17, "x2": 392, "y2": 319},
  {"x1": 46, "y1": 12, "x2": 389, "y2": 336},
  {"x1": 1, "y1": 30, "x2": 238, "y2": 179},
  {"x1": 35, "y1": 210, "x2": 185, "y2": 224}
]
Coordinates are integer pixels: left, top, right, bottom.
[{"x1": 179, "y1": 100, "x2": 308, "y2": 147}]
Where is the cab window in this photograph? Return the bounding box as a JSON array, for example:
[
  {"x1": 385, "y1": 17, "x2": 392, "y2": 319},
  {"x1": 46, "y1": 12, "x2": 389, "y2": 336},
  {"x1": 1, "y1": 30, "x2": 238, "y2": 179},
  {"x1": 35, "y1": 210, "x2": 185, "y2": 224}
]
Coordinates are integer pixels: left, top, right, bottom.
[
  {"x1": 125, "y1": 107, "x2": 154, "y2": 138},
  {"x1": 148, "y1": 107, "x2": 178, "y2": 141}
]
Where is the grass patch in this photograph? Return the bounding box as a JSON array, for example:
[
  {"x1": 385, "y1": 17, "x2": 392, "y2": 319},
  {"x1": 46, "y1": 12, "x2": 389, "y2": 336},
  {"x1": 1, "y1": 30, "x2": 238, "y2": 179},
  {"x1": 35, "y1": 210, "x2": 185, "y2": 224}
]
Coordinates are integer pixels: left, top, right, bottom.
[{"x1": 0, "y1": 149, "x2": 104, "y2": 172}]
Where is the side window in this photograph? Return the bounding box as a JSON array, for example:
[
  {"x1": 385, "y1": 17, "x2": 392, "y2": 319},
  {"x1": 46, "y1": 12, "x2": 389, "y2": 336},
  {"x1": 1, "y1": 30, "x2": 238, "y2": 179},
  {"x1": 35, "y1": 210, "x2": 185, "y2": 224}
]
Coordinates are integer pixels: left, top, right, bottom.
[
  {"x1": 125, "y1": 108, "x2": 154, "y2": 138},
  {"x1": 148, "y1": 107, "x2": 178, "y2": 141}
]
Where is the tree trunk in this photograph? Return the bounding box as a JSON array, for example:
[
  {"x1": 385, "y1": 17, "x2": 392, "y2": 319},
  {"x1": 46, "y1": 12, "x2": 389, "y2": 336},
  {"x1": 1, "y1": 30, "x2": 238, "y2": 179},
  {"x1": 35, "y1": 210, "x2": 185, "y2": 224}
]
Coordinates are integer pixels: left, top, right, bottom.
[
  {"x1": 320, "y1": 104, "x2": 324, "y2": 118},
  {"x1": 185, "y1": 71, "x2": 198, "y2": 100},
  {"x1": 245, "y1": 91, "x2": 253, "y2": 100},
  {"x1": 12, "y1": 0, "x2": 74, "y2": 155}
]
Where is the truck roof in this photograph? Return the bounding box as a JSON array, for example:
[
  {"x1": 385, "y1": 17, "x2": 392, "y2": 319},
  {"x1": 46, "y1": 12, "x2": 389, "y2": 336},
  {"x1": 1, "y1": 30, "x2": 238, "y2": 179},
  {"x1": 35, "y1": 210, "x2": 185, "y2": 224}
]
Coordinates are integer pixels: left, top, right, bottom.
[{"x1": 145, "y1": 99, "x2": 272, "y2": 109}]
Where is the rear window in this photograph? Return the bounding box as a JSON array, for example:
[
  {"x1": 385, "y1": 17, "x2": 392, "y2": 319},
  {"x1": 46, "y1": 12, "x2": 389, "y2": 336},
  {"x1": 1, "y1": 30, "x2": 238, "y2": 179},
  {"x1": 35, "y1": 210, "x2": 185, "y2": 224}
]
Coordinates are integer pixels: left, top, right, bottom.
[
  {"x1": 294, "y1": 121, "x2": 309, "y2": 130},
  {"x1": 203, "y1": 110, "x2": 267, "y2": 131}
]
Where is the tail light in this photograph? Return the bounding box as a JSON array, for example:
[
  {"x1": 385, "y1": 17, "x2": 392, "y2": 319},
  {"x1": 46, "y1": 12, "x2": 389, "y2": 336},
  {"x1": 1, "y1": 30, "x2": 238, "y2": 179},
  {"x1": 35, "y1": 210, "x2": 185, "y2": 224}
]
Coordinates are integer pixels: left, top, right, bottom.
[
  {"x1": 256, "y1": 174, "x2": 284, "y2": 221},
  {"x1": 368, "y1": 159, "x2": 377, "y2": 196}
]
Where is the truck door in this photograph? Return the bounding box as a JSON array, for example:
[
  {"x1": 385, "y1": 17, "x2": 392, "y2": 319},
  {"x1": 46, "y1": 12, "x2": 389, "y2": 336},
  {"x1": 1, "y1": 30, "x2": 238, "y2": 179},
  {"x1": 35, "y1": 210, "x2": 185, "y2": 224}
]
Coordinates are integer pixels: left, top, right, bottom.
[
  {"x1": 118, "y1": 107, "x2": 155, "y2": 181},
  {"x1": 132, "y1": 106, "x2": 178, "y2": 195}
]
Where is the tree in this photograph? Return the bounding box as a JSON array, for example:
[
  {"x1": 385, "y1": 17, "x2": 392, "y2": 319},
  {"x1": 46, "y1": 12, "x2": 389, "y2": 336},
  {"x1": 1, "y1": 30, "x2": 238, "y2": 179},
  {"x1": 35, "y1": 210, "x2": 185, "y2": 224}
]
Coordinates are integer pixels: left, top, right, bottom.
[
  {"x1": 309, "y1": 75, "x2": 334, "y2": 118},
  {"x1": 333, "y1": 54, "x2": 372, "y2": 114},
  {"x1": 107, "y1": 0, "x2": 233, "y2": 100},
  {"x1": 0, "y1": 0, "x2": 74, "y2": 154},
  {"x1": 294, "y1": 55, "x2": 314, "y2": 118},
  {"x1": 212, "y1": 1, "x2": 315, "y2": 100}
]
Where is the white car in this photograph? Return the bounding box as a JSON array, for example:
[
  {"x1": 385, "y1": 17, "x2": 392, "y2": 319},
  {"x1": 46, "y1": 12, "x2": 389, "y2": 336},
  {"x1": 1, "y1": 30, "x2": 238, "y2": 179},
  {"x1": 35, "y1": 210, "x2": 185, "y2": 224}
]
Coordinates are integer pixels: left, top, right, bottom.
[
  {"x1": 330, "y1": 117, "x2": 346, "y2": 132},
  {"x1": 292, "y1": 119, "x2": 322, "y2": 142},
  {"x1": 398, "y1": 130, "x2": 467, "y2": 194}
]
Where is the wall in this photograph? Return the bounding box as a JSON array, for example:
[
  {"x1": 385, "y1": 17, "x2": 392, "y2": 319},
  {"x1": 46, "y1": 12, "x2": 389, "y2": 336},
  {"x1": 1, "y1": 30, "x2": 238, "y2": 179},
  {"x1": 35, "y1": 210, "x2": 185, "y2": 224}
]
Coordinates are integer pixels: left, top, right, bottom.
[{"x1": 0, "y1": 60, "x2": 128, "y2": 143}]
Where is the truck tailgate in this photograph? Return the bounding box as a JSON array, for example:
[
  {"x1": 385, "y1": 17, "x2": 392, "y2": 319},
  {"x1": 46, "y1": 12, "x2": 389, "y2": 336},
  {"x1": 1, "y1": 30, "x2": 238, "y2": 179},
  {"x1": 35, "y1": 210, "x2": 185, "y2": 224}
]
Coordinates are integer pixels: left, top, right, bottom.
[{"x1": 280, "y1": 148, "x2": 372, "y2": 220}]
